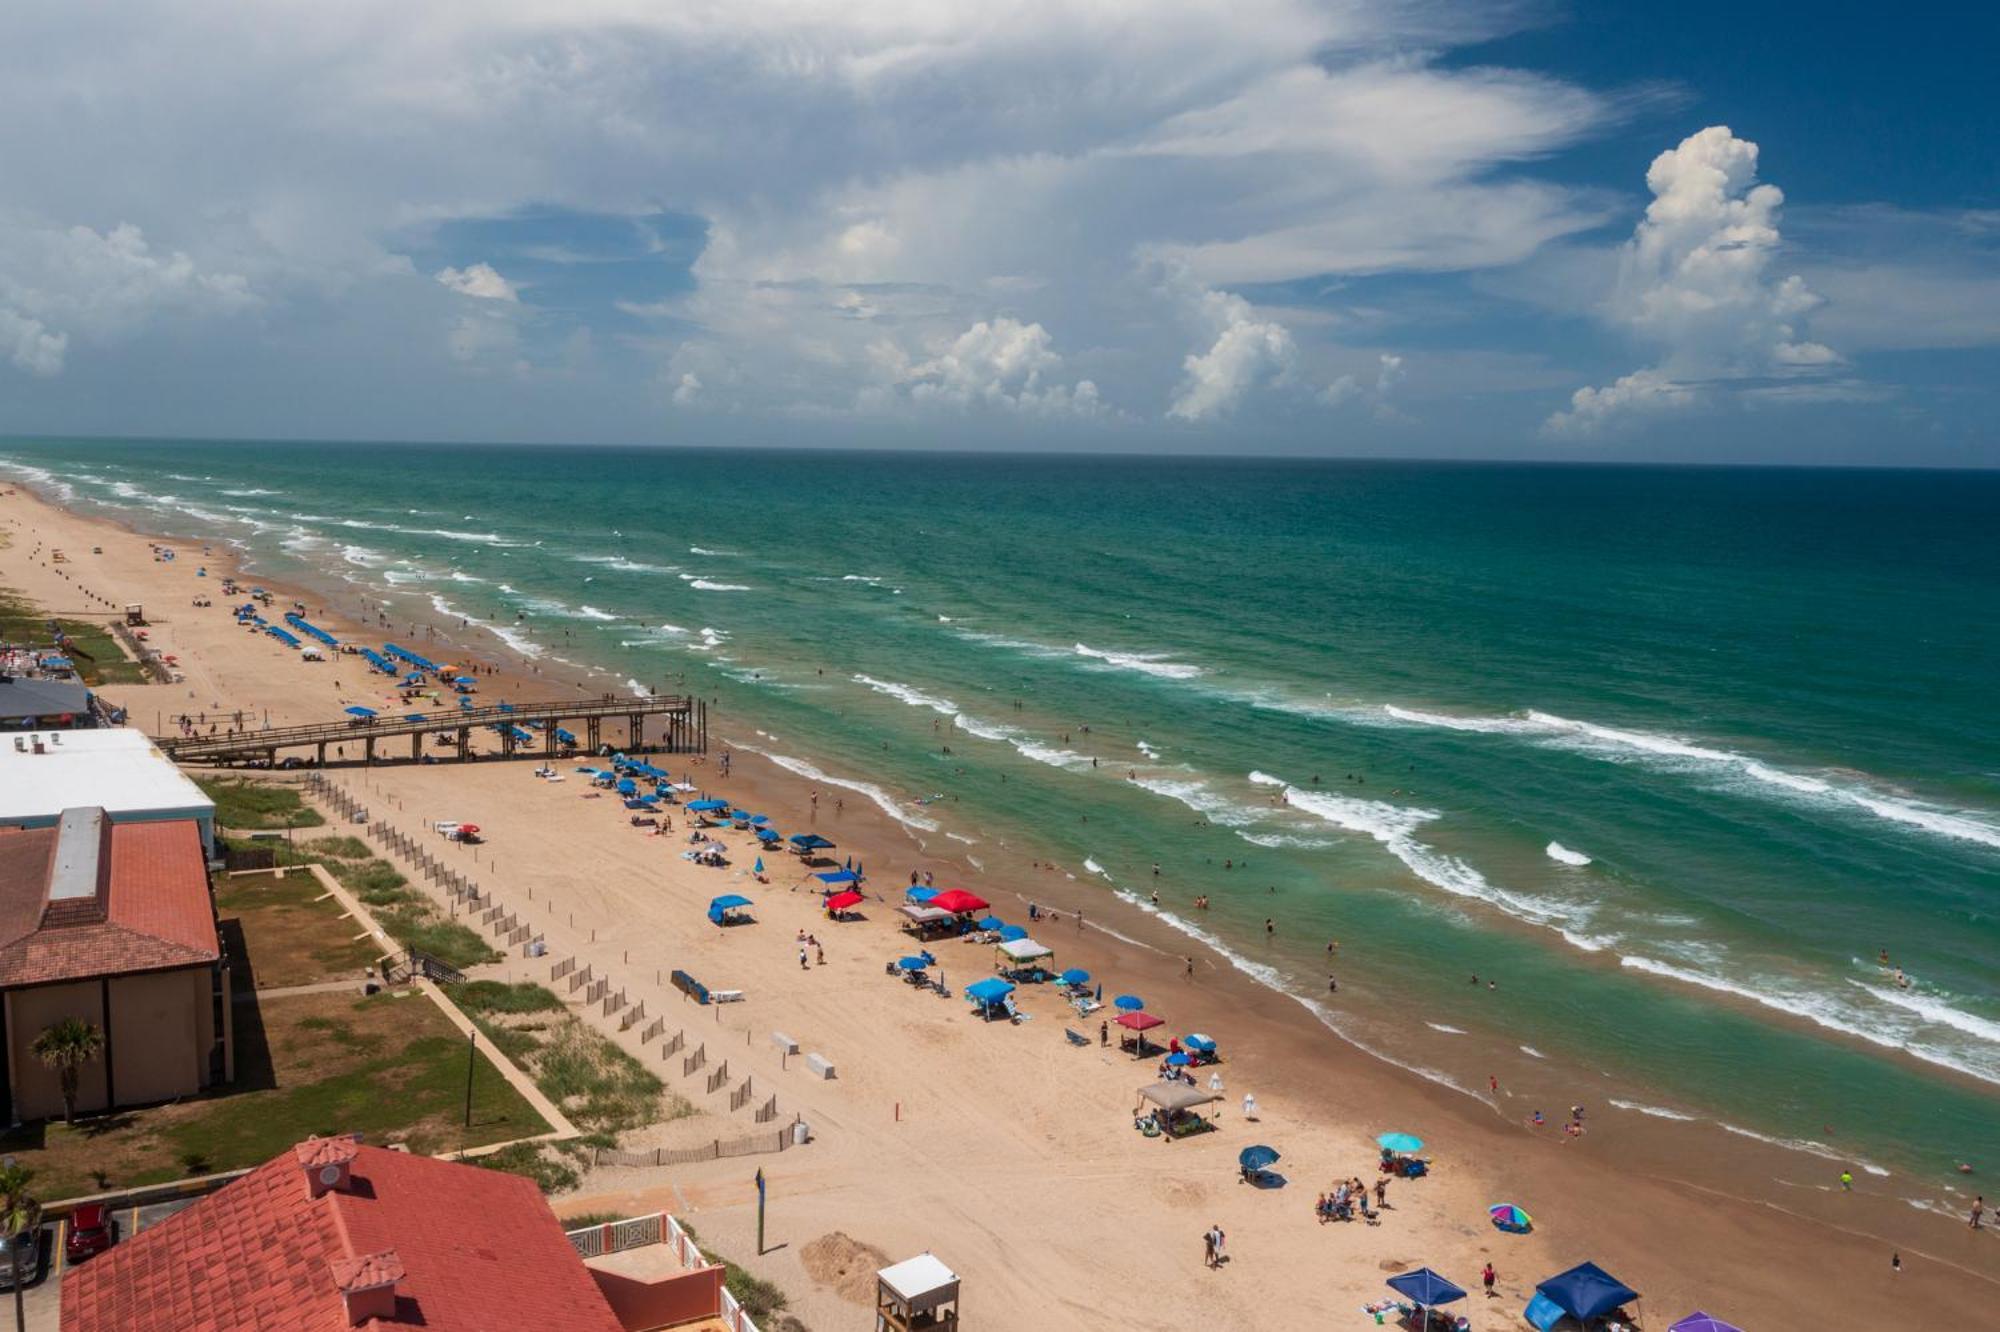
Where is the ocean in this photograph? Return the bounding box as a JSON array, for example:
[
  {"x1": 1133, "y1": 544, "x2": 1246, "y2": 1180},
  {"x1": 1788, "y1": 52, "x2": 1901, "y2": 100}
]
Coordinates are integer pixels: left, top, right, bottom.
[{"x1": 6, "y1": 439, "x2": 1997, "y2": 1195}]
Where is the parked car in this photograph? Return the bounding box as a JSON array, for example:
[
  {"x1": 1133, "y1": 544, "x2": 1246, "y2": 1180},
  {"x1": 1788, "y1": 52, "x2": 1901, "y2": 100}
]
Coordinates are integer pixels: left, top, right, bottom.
[
  {"x1": 65, "y1": 1204, "x2": 115, "y2": 1263},
  {"x1": 0, "y1": 1205, "x2": 43, "y2": 1289}
]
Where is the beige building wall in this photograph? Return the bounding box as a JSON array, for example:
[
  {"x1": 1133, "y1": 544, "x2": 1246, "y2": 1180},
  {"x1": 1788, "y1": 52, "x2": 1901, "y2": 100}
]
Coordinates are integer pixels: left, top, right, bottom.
[
  {"x1": 8, "y1": 980, "x2": 109, "y2": 1121},
  {"x1": 108, "y1": 969, "x2": 208, "y2": 1106}
]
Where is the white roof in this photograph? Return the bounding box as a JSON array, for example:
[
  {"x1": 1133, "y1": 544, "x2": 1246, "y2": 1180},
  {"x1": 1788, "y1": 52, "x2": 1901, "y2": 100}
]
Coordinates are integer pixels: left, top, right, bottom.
[
  {"x1": 998, "y1": 938, "x2": 1053, "y2": 961},
  {"x1": 877, "y1": 1253, "x2": 959, "y2": 1306},
  {"x1": 0, "y1": 729, "x2": 214, "y2": 827}
]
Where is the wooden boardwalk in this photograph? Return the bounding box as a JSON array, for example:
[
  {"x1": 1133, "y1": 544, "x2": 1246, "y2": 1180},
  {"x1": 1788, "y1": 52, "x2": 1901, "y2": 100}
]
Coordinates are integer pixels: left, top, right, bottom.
[{"x1": 156, "y1": 695, "x2": 704, "y2": 767}]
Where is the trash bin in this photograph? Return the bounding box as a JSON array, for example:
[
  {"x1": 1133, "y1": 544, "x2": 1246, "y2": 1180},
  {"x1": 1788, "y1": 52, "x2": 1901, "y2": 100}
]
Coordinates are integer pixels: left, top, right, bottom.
[{"x1": 791, "y1": 1120, "x2": 811, "y2": 1146}]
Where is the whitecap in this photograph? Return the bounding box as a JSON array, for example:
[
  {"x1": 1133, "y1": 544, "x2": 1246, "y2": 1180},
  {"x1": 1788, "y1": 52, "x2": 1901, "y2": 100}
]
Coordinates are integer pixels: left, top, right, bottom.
[
  {"x1": 729, "y1": 743, "x2": 940, "y2": 832},
  {"x1": 1073, "y1": 642, "x2": 1203, "y2": 680},
  {"x1": 1546, "y1": 841, "x2": 1593, "y2": 866}
]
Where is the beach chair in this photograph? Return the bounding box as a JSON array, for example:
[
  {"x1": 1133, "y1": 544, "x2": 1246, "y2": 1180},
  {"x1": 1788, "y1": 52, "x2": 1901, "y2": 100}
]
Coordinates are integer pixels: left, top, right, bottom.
[{"x1": 1063, "y1": 1027, "x2": 1090, "y2": 1048}]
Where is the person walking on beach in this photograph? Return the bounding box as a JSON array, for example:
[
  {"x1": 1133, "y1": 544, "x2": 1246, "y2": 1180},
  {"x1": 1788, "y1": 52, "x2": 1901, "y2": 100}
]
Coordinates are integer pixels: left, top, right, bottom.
[
  {"x1": 1482, "y1": 1263, "x2": 1497, "y2": 1297},
  {"x1": 1972, "y1": 1195, "x2": 1985, "y2": 1229},
  {"x1": 1243, "y1": 1091, "x2": 1259, "y2": 1121},
  {"x1": 1840, "y1": 1169, "x2": 1854, "y2": 1191},
  {"x1": 1185, "y1": 955, "x2": 1194, "y2": 980},
  {"x1": 1202, "y1": 1225, "x2": 1218, "y2": 1269},
  {"x1": 1100, "y1": 1019, "x2": 1109, "y2": 1048}
]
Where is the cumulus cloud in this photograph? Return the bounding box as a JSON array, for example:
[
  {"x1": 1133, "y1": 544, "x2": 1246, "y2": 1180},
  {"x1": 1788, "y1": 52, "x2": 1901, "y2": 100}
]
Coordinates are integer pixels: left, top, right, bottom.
[
  {"x1": 0, "y1": 219, "x2": 252, "y2": 376},
  {"x1": 1546, "y1": 126, "x2": 1838, "y2": 435},
  {"x1": 434, "y1": 262, "x2": 519, "y2": 301},
  {"x1": 0, "y1": 309, "x2": 66, "y2": 377},
  {"x1": 1168, "y1": 289, "x2": 1296, "y2": 421},
  {"x1": 672, "y1": 372, "x2": 702, "y2": 406},
  {"x1": 874, "y1": 317, "x2": 1108, "y2": 418}
]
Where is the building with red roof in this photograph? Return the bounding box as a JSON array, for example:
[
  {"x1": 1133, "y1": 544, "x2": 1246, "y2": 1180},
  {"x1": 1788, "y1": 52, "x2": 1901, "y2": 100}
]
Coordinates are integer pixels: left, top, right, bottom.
[
  {"x1": 0, "y1": 806, "x2": 228, "y2": 1122},
  {"x1": 62, "y1": 1136, "x2": 728, "y2": 1332}
]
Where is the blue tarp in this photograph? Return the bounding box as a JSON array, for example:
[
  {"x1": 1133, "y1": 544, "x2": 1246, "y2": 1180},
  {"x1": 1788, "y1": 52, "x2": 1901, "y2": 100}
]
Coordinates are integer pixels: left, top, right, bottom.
[
  {"x1": 345, "y1": 706, "x2": 375, "y2": 718},
  {"x1": 965, "y1": 978, "x2": 1014, "y2": 1003},
  {"x1": 1387, "y1": 1269, "x2": 1466, "y2": 1308},
  {"x1": 384, "y1": 644, "x2": 442, "y2": 673},
  {"x1": 404, "y1": 713, "x2": 426, "y2": 723},
  {"x1": 283, "y1": 613, "x2": 339, "y2": 647},
  {"x1": 1535, "y1": 1262, "x2": 1639, "y2": 1322}
]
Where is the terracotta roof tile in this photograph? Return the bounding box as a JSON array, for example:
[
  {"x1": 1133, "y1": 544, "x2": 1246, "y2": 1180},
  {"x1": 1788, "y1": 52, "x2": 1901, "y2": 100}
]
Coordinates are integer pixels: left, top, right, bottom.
[
  {"x1": 61, "y1": 1141, "x2": 626, "y2": 1332},
  {"x1": 0, "y1": 820, "x2": 217, "y2": 986}
]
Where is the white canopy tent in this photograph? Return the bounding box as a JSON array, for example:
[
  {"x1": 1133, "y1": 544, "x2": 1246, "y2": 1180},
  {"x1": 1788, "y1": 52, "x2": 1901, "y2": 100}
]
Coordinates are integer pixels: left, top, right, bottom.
[{"x1": 876, "y1": 1252, "x2": 960, "y2": 1331}]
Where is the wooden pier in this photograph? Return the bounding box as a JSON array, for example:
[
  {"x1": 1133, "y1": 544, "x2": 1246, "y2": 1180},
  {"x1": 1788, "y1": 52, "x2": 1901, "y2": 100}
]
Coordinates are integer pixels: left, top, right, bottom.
[{"x1": 155, "y1": 695, "x2": 705, "y2": 768}]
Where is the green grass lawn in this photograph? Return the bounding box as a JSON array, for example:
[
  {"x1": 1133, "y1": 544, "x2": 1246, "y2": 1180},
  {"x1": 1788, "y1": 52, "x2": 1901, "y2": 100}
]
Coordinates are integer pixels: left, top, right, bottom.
[
  {"x1": 0, "y1": 988, "x2": 549, "y2": 1200},
  {"x1": 216, "y1": 869, "x2": 384, "y2": 988},
  {"x1": 196, "y1": 776, "x2": 327, "y2": 830}
]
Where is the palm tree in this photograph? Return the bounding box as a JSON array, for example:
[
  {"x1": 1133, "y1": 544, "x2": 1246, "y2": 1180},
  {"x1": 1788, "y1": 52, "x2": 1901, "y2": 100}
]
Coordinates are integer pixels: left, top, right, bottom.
[
  {"x1": 0, "y1": 1162, "x2": 36, "y2": 1332},
  {"x1": 30, "y1": 1018, "x2": 104, "y2": 1125}
]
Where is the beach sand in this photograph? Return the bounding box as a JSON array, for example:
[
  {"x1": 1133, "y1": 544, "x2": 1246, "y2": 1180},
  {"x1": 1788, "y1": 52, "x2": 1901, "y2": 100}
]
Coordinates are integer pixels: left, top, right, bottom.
[{"x1": 4, "y1": 482, "x2": 1994, "y2": 1330}]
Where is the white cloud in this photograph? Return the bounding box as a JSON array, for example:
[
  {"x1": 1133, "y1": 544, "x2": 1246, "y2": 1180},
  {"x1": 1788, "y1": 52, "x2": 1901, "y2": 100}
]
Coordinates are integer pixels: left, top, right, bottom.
[
  {"x1": 0, "y1": 219, "x2": 252, "y2": 376},
  {"x1": 881, "y1": 317, "x2": 1108, "y2": 418},
  {"x1": 1544, "y1": 368, "x2": 1697, "y2": 437},
  {"x1": 434, "y1": 262, "x2": 519, "y2": 301},
  {"x1": 672, "y1": 371, "x2": 702, "y2": 406},
  {"x1": 0, "y1": 309, "x2": 65, "y2": 377},
  {"x1": 1547, "y1": 126, "x2": 1837, "y2": 435},
  {"x1": 1168, "y1": 288, "x2": 1295, "y2": 421}
]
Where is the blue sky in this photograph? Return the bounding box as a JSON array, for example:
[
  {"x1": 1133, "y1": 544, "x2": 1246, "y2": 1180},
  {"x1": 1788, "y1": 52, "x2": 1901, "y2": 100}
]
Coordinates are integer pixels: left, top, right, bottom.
[{"x1": 0, "y1": 1, "x2": 1993, "y2": 463}]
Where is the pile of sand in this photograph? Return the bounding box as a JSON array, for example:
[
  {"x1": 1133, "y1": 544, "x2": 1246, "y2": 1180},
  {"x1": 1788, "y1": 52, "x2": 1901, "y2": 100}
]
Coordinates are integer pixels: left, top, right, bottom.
[{"x1": 801, "y1": 1231, "x2": 892, "y2": 1305}]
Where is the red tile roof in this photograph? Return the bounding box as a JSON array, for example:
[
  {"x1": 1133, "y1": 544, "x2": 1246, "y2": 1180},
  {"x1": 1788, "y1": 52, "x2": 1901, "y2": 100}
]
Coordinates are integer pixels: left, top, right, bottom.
[
  {"x1": 0, "y1": 820, "x2": 218, "y2": 987},
  {"x1": 61, "y1": 1140, "x2": 626, "y2": 1332}
]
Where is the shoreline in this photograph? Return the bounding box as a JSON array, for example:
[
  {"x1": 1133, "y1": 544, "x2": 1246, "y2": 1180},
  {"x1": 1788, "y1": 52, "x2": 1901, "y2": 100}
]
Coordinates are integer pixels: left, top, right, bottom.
[{"x1": 4, "y1": 476, "x2": 1997, "y2": 1327}]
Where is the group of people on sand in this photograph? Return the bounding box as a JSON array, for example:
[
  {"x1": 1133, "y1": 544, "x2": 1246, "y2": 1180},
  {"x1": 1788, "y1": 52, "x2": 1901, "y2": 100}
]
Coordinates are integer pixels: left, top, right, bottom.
[{"x1": 1316, "y1": 1175, "x2": 1389, "y2": 1224}]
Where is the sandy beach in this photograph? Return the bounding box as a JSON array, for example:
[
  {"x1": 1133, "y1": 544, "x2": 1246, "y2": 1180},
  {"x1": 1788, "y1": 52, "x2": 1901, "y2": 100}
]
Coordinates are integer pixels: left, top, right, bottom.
[{"x1": 5, "y1": 480, "x2": 1995, "y2": 1331}]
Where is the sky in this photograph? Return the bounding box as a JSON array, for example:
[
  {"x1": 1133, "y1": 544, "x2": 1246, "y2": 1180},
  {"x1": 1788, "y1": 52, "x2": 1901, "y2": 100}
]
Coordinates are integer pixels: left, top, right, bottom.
[{"x1": 0, "y1": 1, "x2": 1994, "y2": 465}]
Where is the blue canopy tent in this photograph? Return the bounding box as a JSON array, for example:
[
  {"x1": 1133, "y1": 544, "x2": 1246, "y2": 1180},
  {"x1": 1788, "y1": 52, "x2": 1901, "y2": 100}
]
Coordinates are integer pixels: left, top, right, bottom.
[
  {"x1": 361, "y1": 649, "x2": 397, "y2": 675},
  {"x1": 264, "y1": 625, "x2": 301, "y2": 647},
  {"x1": 615, "y1": 778, "x2": 638, "y2": 795},
  {"x1": 554, "y1": 728, "x2": 577, "y2": 745},
  {"x1": 687, "y1": 799, "x2": 731, "y2": 813},
  {"x1": 905, "y1": 886, "x2": 938, "y2": 904},
  {"x1": 708, "y1": 894, "x2": 754, "y2": 926},
  {"x1": 624, "y1": 798, "x2": 658, "y2": 810},
  {"x1": 755, "y1": 828, "x2": 781, "y2": 844},
  {"x1": 965, "y1": 976, "x2": 1014, "y2": 1018},
  {"x1": 815, "y1": 870, "x2": 860, "y2": 886},
  {"x1": 996, "y1": 924, "x2": 1028, "y2": 942},
  {"x1": 1387, "y1": 1268, "x2": 1467, "y2": 1315},
  {"x1": 1526, "y1": 1262, "x2": 1641, "y2": 1331},
  {"x1": 790, "y1": 833, "x2": 835, "y2": 851},
  {"x1": 345, "y1": 706, "x2": 376, "y2": 718},
  {"x1": 283, "y1": 613, "x2": 340, "y2": 647}
]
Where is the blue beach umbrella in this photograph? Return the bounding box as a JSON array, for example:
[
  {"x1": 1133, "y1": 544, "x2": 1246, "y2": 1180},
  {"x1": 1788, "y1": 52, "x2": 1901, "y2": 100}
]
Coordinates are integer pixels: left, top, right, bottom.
[
  {"x1": 1184, "y1": 1033, "x2": 1217, "y2": 1053},
  {"x1": 897, "y1": 956, "x2": 929, "y2": 972},
  {"x1": 997, "y1": 925, "x2": 1028, "y2": 942},
  {"x1": 1058, "y1": 968, "x2": 1090, "y2": 986},
  {"x1": 1377, "y1": 1132, "x2": 1424, "y2": 1154},
  {"x1": 1238, "y1": 1145, "x2": 1280, "y2": 1171},
  {"x1": 1165, "y1": 1052, "x2": 1192, "y2": 1067},
  {"x1": 753, "y1": 858, "x2": 765, "y2": 875},
  {"x1": 977, "y1": 915, "x2": 1006, "y2": 931},
  {"x1": 1668, "y1": 1315, "x2": 1744, "y2": 1332},
  {"x1": 1113, "y1": 994, "x2": 1144, "y2": 1012}
]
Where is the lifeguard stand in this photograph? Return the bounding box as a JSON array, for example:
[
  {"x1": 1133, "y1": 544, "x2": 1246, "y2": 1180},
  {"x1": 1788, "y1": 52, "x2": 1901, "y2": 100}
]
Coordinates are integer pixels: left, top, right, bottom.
[{"x1": 874, "y1": 1253, "x2": 960, "y2": 1331}]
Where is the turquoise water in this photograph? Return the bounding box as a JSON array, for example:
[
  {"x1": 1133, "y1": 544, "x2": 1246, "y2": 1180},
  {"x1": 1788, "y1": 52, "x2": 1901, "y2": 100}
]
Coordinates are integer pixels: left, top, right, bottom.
[{"x1": 7, "y1": 440, "x2": 1998, "y2": 1192}]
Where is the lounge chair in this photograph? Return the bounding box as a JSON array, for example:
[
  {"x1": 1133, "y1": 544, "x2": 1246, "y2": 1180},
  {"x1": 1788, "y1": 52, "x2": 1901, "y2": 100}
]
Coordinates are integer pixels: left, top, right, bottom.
[{"x1": 1064, "y1": 1027, "x2": 1090, "y2": 1048}]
